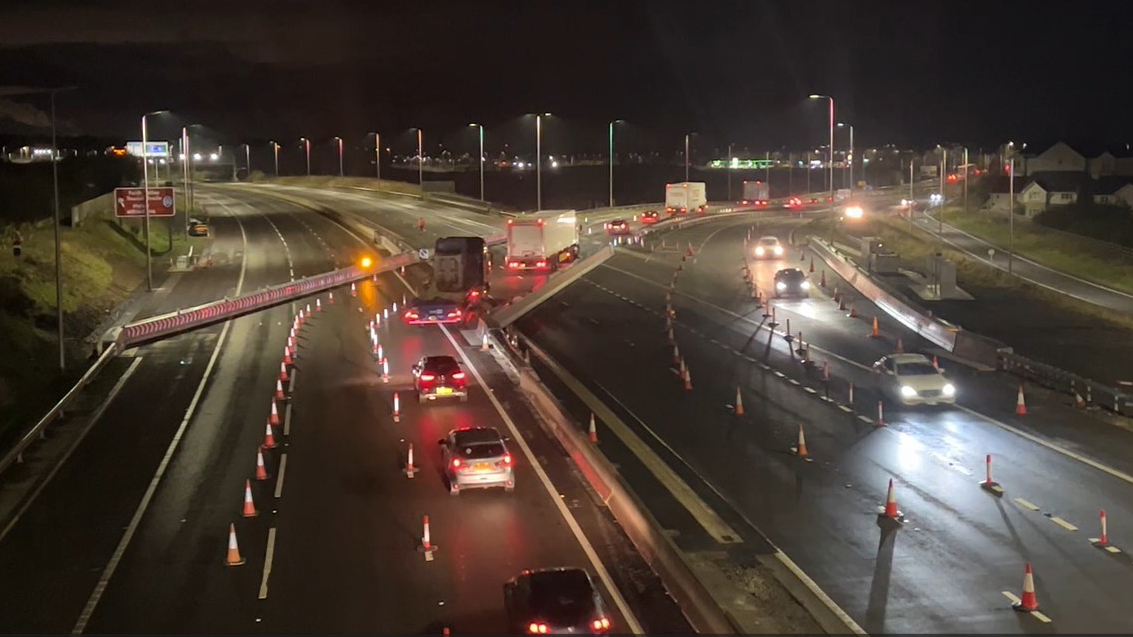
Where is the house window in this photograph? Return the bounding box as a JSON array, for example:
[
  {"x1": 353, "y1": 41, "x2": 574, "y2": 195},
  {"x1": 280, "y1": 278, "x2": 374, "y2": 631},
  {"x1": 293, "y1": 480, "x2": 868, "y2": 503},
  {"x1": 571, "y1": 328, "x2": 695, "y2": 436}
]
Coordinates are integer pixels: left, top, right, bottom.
[{"x1": 1059, "y1": 193, "x2": 1073, "y2": 201}]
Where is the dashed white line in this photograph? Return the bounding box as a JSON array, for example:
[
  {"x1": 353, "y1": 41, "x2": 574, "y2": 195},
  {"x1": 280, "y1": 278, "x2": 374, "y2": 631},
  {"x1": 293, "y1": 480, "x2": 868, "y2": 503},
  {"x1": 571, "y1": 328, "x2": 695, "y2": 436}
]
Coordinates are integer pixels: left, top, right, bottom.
[
  {"x1": 283, "y1": 402, "x2": 293, "y2": 437},
  {"x1": 274, "y1": 453, "x2": 288, "y2": 499},
  {"x1": 258, "y1": 527, "x2": 277, "y2": 600},
  {"x1": 1014, "y1": 497, "x2": 1041, "y2": 511},
  {"x1": 1050, "y1": 516, "x2": 1078, "y2": 531}
]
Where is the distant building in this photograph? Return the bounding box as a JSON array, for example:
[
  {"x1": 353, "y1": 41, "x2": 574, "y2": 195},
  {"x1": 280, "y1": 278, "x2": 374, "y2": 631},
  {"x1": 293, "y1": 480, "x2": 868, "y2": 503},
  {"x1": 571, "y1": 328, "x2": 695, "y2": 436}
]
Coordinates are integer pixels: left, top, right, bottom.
[
  {"x1": 1021, "y1": 142, "x2": 1086, "y2": 175},
  {"x1": 1092, "y1": 177, "x2": 1133, "y2": 207}
]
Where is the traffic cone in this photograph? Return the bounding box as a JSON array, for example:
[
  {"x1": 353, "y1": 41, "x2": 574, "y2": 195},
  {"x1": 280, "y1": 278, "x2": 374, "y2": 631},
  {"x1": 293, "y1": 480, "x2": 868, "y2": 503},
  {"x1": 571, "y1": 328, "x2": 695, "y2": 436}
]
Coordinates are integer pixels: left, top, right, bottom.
[
  {"x1": 588, "y1": 413, "x2": 598, "y2": 443},
  {"x1": 279, "y1": 361, "x2": 289, "y2": 382},
  {"x1": 794, "y1": 424, "x2": 809, "y2": 457},
  {"x1": 895, "y1": 336, "x2": 904, "y2": 353},
  {"x1": 848, "y1": 381, "x2": 855, "y2": 406},
  {"x1": 1096, "y1": 509, "x2": 1109, "y2": 546},
  {"x1": 683, "y1": 363, "x2": 693, "y2": 390},
  {"x1": 225, "y1": 523, "x2": 245, "y2": 566},
  {"x1": 820, "y1": 270, "x2": 827, "y2": 287},
  {"x1": 839, "y1": 295, "x2": 848, "y2": 311},
  {"x1": 808, "y1": 257, "x2": 814, "y2": 273},
  {"x1": 877, "y1": 400, "x2": 886, "y2": 427},
  {"x1": 833, "y1": 286, "x2": 841, "y2": 303},
  {"x1": 287, "y1": 334, "x2": 296, "y2": 354},
  {"x1": 848, "y1": 301, "x2": 858, "y2": 318},
  {"x1": 421, "y1": 515, "x2": 435, "y2": 556},
  {"x1": 405, "y1": 443, "x2": 418, "y2": 478},
  {"x1": 262, "y1": 420, "x2": 278, "y2": 449},
  {"x1": 382, "y1": 358, "x2": 390, "y2": 383},
  {"x1": 351, "y1": 281, "x2": 357, "y2": 296},
  {"x1": 673, "y1": 344, "x2": 681, "y2": 366},
  {"x1": 869, "y1": 316, "x2": 880, "y2": 338},
  {"x1": 316, "y1": 298, "x2": 323, "y2": 312},
  {"x1": 402, "y1": 293, "x2": 408, "y2": 306},
  {"x1": 932, "y1": 355, "x2": 939, "y2": 369},
  {"x1": 980, "y1": 453, "x2": 1002, "y2": 493},
  {"x1": 306, "y1": 303, "x2": 311, "y2": 315},
  {"x1": 1074, "y1": 391, "x2": 1086, "y2": 409},
  {"x1": 668, "y1": 327, "x2": 676, "y2": 346},
  {"x1": 242, "y1": 479, "x2": 258, "y2": 517},
  {"x1": 328, "y1": 291, "x2": 335, "y2": 304},
  {"x1": 255, "y1": 449, "x2": 270, "y2": 480},
  {"x1": 800, "y1": 251, "x2": 805, "y2": 262},
  {"x1": 734, "y1": 387, "x2": 744, "y2": 416},
  {"x1": 283, "y1": 346, "x2": 292, "y2": 366},
  {"x1": 686, "y1": 242, "x2": 694, "y2": 256},
  {"x1": 1015, "y1": 385, "x2": 1027, "y2": 415},
  {"x1": 269, "y1": 400, "x2": 280, "y2": 426},
  {"x1": 881, "y1": 478, "x2": 899, "y2": 519},
  {"x1": 481, "y1": 332, "x2": 490, "y2": 351},
  {"x1": 275, "y1": 379, "x2": 285, "y2": 400},
  {"x1": 393, "y1": 392, "x2": 400, "y2": 423},
  {"x1": 822, "y1": 361, "x2": 830, "y2": 381},
  {"x1": 1012, "y1": 563, "x2": 1040, "y2": 612}
]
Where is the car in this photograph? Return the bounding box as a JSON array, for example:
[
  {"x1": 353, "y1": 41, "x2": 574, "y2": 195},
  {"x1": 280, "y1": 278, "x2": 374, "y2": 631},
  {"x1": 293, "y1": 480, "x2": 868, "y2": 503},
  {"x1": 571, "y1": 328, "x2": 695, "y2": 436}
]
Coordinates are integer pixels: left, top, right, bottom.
[
  {"x1": 439, "y1": 426, "x2": 514, "y2": 494},
  {"x1": 504, "y1": 567, "x2": 612, "y2": 634},
  {"x1": 872, "y1": 353, "x2": 956, "y2": 406},
  {"x1": 809, "y1": 197, "x2": 820, "y2": 204},
  {"x1": 773, "y1": 268, "x2": 810, "y2": 298},
  {"x1": 784, "y1": 196, "x2": 803, "y2": 209},
  {"x1": 188, "y1": 221, "x2": 209, "y2": 237},
  {"x1": 411, "y1": 355, "x2": 468, "y2": 403},
  {"x1": 752, "y1": 235, "x2": 784, "y2": 259},
  {"x1": 604, "y1": 219, "x2": 630, "y2": 234},
  {"x1": 403, "y1": 297, "x2": 464, "y2": 325},
  {"x1": 640, "y1": 210, "x2": 660, "y2": 224}
]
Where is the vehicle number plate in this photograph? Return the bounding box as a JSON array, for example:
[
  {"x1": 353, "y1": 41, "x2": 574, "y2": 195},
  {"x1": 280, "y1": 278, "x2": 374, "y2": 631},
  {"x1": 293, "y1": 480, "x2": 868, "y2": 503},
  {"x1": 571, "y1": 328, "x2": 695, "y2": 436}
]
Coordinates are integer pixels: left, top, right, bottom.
[
  {"x1": 473, "y1": 462, "x2": 492, "y2": 471},
  {"x1": 436, "y1": 387, "x2": 453, "y2": 395}
]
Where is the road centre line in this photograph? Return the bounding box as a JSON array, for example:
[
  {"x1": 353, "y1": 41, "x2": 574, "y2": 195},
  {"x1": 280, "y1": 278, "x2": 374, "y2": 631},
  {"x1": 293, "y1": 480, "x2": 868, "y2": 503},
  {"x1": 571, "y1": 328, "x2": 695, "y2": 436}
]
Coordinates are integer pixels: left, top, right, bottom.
[
  {"x1": 258, "y1": 527, "x2": 277, "y2": 600},
  {"x1": 274, "y1": 454, "x2": 287, "y2": 499}
]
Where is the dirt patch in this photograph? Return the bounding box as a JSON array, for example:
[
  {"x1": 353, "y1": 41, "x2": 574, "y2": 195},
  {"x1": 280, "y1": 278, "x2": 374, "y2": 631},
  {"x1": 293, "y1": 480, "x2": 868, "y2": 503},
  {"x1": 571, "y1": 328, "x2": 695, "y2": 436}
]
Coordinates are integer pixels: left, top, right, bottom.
[{"x1": 718, "y1": 559, "x2": 824, "y2": 633}]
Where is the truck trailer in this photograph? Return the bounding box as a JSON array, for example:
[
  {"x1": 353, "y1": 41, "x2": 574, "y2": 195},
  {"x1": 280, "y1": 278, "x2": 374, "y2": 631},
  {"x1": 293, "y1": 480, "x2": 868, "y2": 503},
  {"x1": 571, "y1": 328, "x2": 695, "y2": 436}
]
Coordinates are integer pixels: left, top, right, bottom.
[
  {"x1": 665, "y1": 182, "x2": 707, "y2": 214},
  {"x1": 505, "y1": 209, "x2": 580, "y2": 272}
]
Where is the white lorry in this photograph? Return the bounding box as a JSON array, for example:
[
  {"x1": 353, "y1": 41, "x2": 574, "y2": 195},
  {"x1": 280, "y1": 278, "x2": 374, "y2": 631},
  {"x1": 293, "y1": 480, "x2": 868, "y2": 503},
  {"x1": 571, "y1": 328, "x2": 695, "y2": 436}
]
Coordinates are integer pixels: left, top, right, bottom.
[
  {"x1": 665, "y1": 182, "x2": 707, "y2": 214},
  {"x1": 505, "y1": 209, "x2": 580, "y2": 272},
  {"x1": 741, "y1": 180, "x2": 770, "y2": 206}
]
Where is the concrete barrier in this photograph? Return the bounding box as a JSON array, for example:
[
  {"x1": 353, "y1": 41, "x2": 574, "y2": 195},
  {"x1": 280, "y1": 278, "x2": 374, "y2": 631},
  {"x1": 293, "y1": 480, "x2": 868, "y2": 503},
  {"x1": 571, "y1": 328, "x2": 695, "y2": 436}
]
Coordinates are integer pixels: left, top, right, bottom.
[{"x1": 488, "y1": 246, "x2": 615, "y2": 328}]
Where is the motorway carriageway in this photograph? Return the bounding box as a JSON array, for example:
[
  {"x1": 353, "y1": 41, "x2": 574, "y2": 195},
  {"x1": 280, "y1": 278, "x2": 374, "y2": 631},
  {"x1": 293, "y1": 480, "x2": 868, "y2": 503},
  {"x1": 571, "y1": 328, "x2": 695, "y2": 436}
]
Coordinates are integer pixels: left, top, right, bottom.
[
  {"x1": 0, "y1": 186, "x2": 688, "y2": 633},
  {"x1": 515, "y1": 212, "x2": 1133, "y2": 633}
]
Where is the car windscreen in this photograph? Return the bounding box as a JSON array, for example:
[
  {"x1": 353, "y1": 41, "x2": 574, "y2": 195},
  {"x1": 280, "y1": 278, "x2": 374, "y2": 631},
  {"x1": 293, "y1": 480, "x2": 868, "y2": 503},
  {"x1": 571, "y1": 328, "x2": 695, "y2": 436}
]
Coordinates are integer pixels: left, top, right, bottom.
[
  {"x1": 455, "y1": 441, "x2": 505, "y2": 459},
  {"x1": 897, "y1": 362, "x2": 938, "y2": 376},
  {"x1": 777, "y1": 270, "x2": 804, "y2": 281},
  {"x1": 426, "y1": 358, "x2": 461, "y2": 374},
  {"x1": 529, "y1": 572, "x2": 596, "y2": 624},
  {"x1": 759, "y1": 238, "x2": 778, "y2": 246}
]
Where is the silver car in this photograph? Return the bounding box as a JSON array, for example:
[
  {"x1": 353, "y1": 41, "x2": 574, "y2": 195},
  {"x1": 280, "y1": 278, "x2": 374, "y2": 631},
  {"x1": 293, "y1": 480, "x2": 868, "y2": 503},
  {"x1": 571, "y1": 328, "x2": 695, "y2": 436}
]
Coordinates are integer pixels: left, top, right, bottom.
[{"x1": 439, "y1": 426, "x2": 515, "y2": 495}]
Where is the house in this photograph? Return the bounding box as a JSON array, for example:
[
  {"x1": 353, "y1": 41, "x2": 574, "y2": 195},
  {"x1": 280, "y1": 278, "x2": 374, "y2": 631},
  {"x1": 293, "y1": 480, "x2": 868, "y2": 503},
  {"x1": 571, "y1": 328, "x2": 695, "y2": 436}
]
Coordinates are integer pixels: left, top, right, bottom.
[
  {"x1": 1117, "y1": 184, "x2": 1133, "y2": 208},
  {"x1": 1019, "y1": 171, "x2": 1086, "y2": 217},
  {"x1": 1093, "y1": 177, "x2": 1133, "y2": 207},
  {"x1": 1022, "y1": 142, "x2": 1086, "y2": 175},
  {"x1": 983, "y1": 175, "x2": 1021, "y2": 213},
  {"x1": 1018, "y1": 181, "x2": 1048, "y2": 217}
]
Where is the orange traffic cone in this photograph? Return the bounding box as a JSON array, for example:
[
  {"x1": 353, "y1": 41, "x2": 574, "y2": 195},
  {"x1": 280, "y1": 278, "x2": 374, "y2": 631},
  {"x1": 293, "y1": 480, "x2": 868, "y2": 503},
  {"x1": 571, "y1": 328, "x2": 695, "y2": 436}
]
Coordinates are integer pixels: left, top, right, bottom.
[
  {"x1": 421, "y1": 515, "x2": 436, "y2": 556},
  {"x1": 881, "y1": 478, "x2": 900, "y2": 519},
  {"x1": 794, "y1": 424, "x2": 809, "y2": 457},
  {"x1": 848, "y1": 301, "x2": 858, "y2": 318},
  {"x1": 839, "y1": 295, "x2": 848, "y2": 311},
  {"x1": 1097, "y1": 509, "x2": 1109, "y2": 546},
  {"x1": 242, "y1": 479, "x2": 258, "y2": 517},
  {"x1": 895, "y1": 336, "x2": 904, "y2": 353},
  {"x1": 1015, "y1": 385, "x2": 1027, "y2": 415},
  {"x1": 225, "y1": 523, "x2": 245, "y2": 566},
  {"x1": 262, "y1": 420, "x2": 277, "y2": 449},
  {"x1": 808, "y1": 257, "x2": 814, "y2": 273},
  {"x1": 316, "y1": 298, "x2": 323, "y2": 312},
  {"x1": 393, "y1": 392, "x2": 401, "y2": 423},
  {"x1": 673, "y1": 345, "x2": 681, "y2": 366},
  {"x1": 328, "y1": 291, "x2": 334, "y2": 304},
  {"x1": 588, "y1": 413, "x2": 599, "y2": 443},
  {"x1": 279, "y1": 361, "x2": 289, "y2": 382},
  {"x1": 820, "y1": 270, "x2": 827, "y2": 287},
  {"x1": 932, "y1": 355, "x2": 939, "y2": 369},
  {"x1": 734, "y1": 387, "x2": 744, "y2": 415},
  {"x1": 877, "y1": 400, "x2": 886, "y2": 427},
  {"x1": 682, "y1": 363, "x2": 693, "y2": 390},
  {"x1": 275, "y1": 379, "x2": 285, "y2": 400},
  {"x1": 869, "y1": 316, "x2": 881, "y2": 338},
  {"x1": 686, "y1": 242, "x2": 694, "y2": 256},
  {"x1": 1012, "y1": 563, "x2": 1040, "y2": 612},
  {"x1": 833, "y1": 286, "x2": 841, "y2": 303},
  {"x1": 283, "y1": 346, "x2": 292, "y2": 365},
  {"x1": 405, "y1": 443, "x2": 418, "y2": 478},
  {"x1": 255, "y1": 449, "x2": 270, "y2": 480},
  {"x1": 269, "y1": 400, "x2": 280, "y2": 426},
  {"x1": 351, "y1": 281, "x2": 357, "y2": 296}
]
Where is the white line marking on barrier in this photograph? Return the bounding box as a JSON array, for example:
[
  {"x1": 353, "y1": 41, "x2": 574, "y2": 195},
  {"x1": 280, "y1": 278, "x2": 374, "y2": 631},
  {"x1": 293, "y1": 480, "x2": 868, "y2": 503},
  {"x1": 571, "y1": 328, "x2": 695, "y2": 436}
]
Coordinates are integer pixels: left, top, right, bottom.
[
  {"x1": 258, "y1": 527, "x2": 277, "y2": 599},
  {"x1": 275, "y1": 454, "x2": 287, "y2": 499},
  {"x1": 71, "y1": 206, "x2": 250, "y2": 635}
]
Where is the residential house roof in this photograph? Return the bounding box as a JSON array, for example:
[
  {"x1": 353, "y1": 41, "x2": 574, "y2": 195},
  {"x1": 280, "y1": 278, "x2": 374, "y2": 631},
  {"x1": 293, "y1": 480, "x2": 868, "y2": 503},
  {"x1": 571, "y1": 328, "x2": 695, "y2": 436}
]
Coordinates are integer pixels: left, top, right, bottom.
[
  {"x1": 985, "y1": 175, "x2": 1029, "y2": 194},
  {"x1": 1029, "y1": 171, "x2": 1087, "y2": 193},
  {"x1": 1093, "y1": 176, "x2": 1133, "y2": 195}
]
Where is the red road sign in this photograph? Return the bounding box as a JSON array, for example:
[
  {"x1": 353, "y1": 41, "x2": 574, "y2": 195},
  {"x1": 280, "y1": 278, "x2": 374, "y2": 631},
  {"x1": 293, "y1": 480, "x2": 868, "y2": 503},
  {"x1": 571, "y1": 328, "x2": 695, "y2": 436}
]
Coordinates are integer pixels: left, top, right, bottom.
[{"x1": 114, "y1": 187, "x2": 176, "y2": 218}]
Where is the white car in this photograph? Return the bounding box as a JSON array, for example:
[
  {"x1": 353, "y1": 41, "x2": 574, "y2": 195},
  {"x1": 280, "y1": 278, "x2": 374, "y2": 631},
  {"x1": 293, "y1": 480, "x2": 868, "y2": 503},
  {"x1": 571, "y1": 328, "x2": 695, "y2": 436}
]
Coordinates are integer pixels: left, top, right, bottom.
[
  {"x1": 872, "y1": 353, "x2": 956, "y2": 406},
  {"x1": 753, "y1": 235, "x2": 784, "y2": 259}
]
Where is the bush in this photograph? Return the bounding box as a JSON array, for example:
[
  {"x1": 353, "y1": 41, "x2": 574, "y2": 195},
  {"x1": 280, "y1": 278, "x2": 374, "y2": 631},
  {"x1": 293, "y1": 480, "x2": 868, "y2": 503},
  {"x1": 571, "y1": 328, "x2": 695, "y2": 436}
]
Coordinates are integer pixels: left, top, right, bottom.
[{"x1": 1034, "y1": 203, "x2": 1133, "y2": 248}]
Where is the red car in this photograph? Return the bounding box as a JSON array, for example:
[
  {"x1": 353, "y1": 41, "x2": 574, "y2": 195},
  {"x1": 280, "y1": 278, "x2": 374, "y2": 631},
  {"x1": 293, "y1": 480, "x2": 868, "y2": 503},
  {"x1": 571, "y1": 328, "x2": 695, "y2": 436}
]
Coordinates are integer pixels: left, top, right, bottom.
[
  {"x1": 604, "y1": 219, "x2": 630, "y2": 234},
  {"x1": 784, "y1": 197, "x2": 803, "y2": 209},
  {"x1": 641, "y1": 210, "x2": 660, "y2": 224}
]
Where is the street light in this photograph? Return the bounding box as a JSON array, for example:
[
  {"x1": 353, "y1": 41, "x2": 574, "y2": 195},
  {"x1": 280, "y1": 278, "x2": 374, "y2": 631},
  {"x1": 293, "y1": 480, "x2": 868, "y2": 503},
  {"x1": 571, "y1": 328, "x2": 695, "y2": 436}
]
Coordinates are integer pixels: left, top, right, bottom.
[
  {"x1": 368, "y1": 132, "x2": 381, "y2": 183},
  {"x1": 837, "y1": 122, "x2": 854, "y2": 190},
  {"x1": 469, "y1": 124, "x2": 484, "y2": 201},
  {"x1": 242, "y1": 143, "x2": 251, "y2": 177},
  {"x1": 411, "y1": 128, "x2": 423, "y2": 186},
  {"x1": 1007, "y1": 141, "x2": 1016, "y2": 274},
  {"x1": 333, "y1": 136, "x2": 344, "y2": 176},
  {"x1": 684, "y1": 133, "x2": 691, "y2": 181},
  {"x1": 299, "y1": 137, "x2": 311, "y2": 175},
  {"x1": 535, "y1": 113, "x2": 551, "y2": 211},
  {"x1": 270, "y1": 141, "x2": 280, "y2": 176},
  {"x1": 609, "y1": 119, "x2": 624, "y2": 207},
  {"x1": 141, "y1": 109, "x2": 169, "y2": 292},
  {"x1": 808, "y1": 95, "x2": 834, "y2": 207}
]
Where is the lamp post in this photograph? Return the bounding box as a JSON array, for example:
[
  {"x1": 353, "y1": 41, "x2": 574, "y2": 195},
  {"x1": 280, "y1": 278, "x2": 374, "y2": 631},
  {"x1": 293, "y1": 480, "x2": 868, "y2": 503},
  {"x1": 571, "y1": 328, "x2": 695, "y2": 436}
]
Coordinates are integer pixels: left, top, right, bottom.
[
  {"x1": 1007, "y1": 141, "x2": 1015, "y2": 274},
  {"x1": 962, "y1": 146, "x2": 969, "y2": 214},
  {"x1": 141, "y1": 109, "x2": 168, "y2": 292},
  {"x1": 243, "y1": 143, "x2": 251, "y2": 177},
  {"x1": 938, "y1": 146, "x2": 947, "y2": 253},
  {"x1": 808, "y1": 94, "x2": 834, "y2": 207},
  {"x1": 369, "y1": 132, "x2": 381, "y2": 183},
  {"x1": 469, "y1": 124, "x2": 484, "y2": 201},
  {"x1": 726, "y1": 143, "x2": 733, "y2": 200},
  {"x1": 535, "y1": 113, "x2": 550, "y2": 211},
  {"x1": 300, "y1": 137, "x2": 311, "y2": 175},
  {"x1": 50, "y1": 86, "x2": 76, "y2": 369},
  {"x1": 270, "y1": 141, "x2": 280, "y2": 176},
  {"x1": 334, "y1": 136, "x2": 344, "y2": 176},
  {"x1": 838, "y1": 122, "x2": 854, "y2": 190},
  {"x1": 416, "y1": 128, "x2": 423, "y2": 186},
  {"x1": 684, "y1": 133, "x2": 690, "y2": 181},
  {"x1": 608, "y1": 119, "x2": 623, "y2": 207}
]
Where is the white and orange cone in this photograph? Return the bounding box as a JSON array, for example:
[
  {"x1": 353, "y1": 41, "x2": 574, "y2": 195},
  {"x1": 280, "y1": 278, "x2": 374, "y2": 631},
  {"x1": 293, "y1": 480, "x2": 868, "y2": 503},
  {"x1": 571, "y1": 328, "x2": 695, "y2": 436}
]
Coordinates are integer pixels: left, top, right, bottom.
[
  {"x1": 682, "y1": 362, "x2": 693, "y2": 390},
  {"x1": 877, "y1": 400, "x2": 886, "y2": 427},
  {"x1": 392, "y1": 392, "x2": 400, "y2": 423},
  {"x1": 255, "y1": 449, "x2": 270, "y2": 480},
  {"x1": 269, "y1": 401, "x2": 280, "y2": 426},
  {"x1": 794, "y1": 424, "x2": 809, "y2": 458},
  {"x1": 262, "y1": 420, "x2": 277, "y2": 449},
  {"x1": 225, "y1": 523, "x2": 245, "y2": 566},
  {"x1": 405, "y1": 443, "x2": 418, "y2": 478},
  {"x1": 283, "y1": 346, "x2": 292, "y2": 366},
  {"x1": 316, "y1": 298, "x2": 323, "y2": 312},
  {"x1": 881, "y1": 478, "x2": 900, "y2": 519},
  {"x1": 1016, "y1": 385, "x2": 1027, "y2": 415},
  {"x1": 328, "y1": 291, "x2": 334, "y2": 304},
  {"x1": 734, "y1": 386, "x2": 744, "y2": 416},
  {"x1": 1013, "y1": 563, "x2": 1040, "y2": 612},
  {"x1": 1095, "y1": 509, "x2": 1109, "y2": 547},
  {"x1": 588, "y1": 413, "x2": 599, "y2": 443},
  {"x1": 279, "y1": 362, "x2": 289, "y2": 382},
  {"x1": 980, "y1": 454, "x2": 1002, "y2": 493},
  {"x1": 421, "y1": 515, "x2": 436, "y2": 557},
  {"x1": 242, "y1": 479, "x2": 258, "y2": 517},
  {"x1": 275, "y1": 379, "x2": 285, "y2": 401}
]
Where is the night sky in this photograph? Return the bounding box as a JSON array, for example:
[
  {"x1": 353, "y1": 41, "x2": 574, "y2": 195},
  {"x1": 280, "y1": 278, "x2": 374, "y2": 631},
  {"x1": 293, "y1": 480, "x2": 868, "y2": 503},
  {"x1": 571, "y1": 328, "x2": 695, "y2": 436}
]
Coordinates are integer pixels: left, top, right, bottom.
[{"x1": 1, "y1": 0, "x2": 1132, "y2": 153}]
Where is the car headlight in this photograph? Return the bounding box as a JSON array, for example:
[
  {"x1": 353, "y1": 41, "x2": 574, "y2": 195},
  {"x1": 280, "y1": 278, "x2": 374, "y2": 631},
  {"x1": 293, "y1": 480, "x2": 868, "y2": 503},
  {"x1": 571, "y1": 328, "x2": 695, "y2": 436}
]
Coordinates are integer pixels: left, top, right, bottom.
[
  {"x1": 900, "y1": 385, "x2": 917, "y2": 398},
  {"x1": 776, "y1": 282, "x2": 787, "y2": 291},
  {"x1": 800, "y1": 281, "x2": 810, "y2": 289},
  {"x1": 774, "y1": 246, "x2": 783, "y2": 255},
  {"x1": 755, "y1": 246, "x2": 765, "y2": 256},
  {"x1": 942, "y1": 383, "x2": 955, "y2": 396}
]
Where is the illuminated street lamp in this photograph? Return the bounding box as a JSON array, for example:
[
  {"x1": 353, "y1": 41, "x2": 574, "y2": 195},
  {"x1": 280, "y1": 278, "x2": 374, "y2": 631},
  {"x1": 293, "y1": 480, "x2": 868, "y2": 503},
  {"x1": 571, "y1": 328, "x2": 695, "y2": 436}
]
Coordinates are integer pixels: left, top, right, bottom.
[
  {"x1": 609, "y1": 119, "x2": 624, "y2": 207},
  {"x1": 469, "y1": 124, "x2": 484, "y2": 201},
  {"x1": 837, "y1": 122, "x2": 854, "y2": 190},
  {"x1": 242, "y1": 143, "x2": 251, "y2": 176},
  {"x1": 368, "y1": 132, "x2": 381, "y2": 183},
  {"x1": 808, "y1": 94, "x2": 835, "y2": 206},
  {"x1": 299, "y1": 137, "x2": 311, "y2": 175},
  {"x1": 410, "y1": 128, "x2": 423, "y2": 185},
  {"x1": 270, "y1": 140, "x2": 280, "y2": 176},
  {"x1": 684, "y1": 133, "x2": 690, "y2": 181},
  {"x1": 333, "y1": 136, "x2": 344, "y2": 176},
  {"x1": 535, "y1": 113, "x2": 551, "y2": 211},
  {"x1": 141, "y1": 109, "x2": 169, "y2": 292}
]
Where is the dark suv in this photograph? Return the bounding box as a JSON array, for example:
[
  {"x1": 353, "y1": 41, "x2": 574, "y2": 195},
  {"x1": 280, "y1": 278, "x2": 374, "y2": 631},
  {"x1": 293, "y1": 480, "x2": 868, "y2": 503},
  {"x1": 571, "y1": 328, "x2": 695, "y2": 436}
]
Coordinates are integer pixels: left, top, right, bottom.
[
  {"x1": 773, "y1": 268, "x2": 811, "y2": 298},
  {"x1": 411, "y1": 355, "x2": 468, "y2": 403},
  {"x1": 504, "y1": 567, "x2": 612, "y2": 634}
]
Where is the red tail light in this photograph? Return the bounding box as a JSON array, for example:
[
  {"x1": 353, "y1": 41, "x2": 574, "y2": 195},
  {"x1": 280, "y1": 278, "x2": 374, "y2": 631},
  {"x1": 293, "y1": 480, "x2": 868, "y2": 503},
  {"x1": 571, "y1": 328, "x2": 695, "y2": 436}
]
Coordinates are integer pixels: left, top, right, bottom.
[
  {"x1": 508, "y1": 261, "x2": 520, "y2": 269},
  {"x1": 500, "y1": 453, "x2": 512, "y2": 466},
  {"x1": 451, "y1": 371, "x2": 465, "y2": 380},
  {"x1": 591, "y1": 617, "x2": 611, "y2": 631},
  {"x1": 527, "y1": 622, "x2": 548, "y2": 634},
  {"x1": 536, "y1": 260, "x2": 546, "y2": 268},
  {"x1": 405, "y1": 309, "x2": 419, "y2": 320},
  {"x1": 452, "y1": 458, "x2": 461, "y2": 469},
  {"x1": 468, "y1": 289, "x2": 480, "y2": 298},
  {"x1": 446, "y1": 308, "x2": 462, "y2": 318},
  {"x1": 419, "y1": 373, "x2": 435, "y2": 381}
]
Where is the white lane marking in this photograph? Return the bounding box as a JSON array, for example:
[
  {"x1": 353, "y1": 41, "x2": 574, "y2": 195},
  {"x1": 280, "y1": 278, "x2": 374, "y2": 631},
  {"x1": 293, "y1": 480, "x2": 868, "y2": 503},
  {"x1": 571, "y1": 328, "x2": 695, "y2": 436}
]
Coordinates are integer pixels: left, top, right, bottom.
[
  {"x1": 289, "y1": 367, "x2": 299, "y2": 395},
  {"x1": 0, "y1": 357, "x2": 144, "y2": 545},
  {"x1": 71, "y1": 204, "x2": 250, "y2": 634},
  {"x1": 274, "y1": 454, "x2": 287, "y2": 499},
  {"x1": 604, "y1": 261, "x2": 1133, "y2": 489},
  {"x1": 774, "y1": 551, "x2": 868, "y2": 635},
  {"x1": 438, "y1": 325, "x2": 644, "y2": 635},
  {"x1": 283, "y1": 402, "x2": 293, "y2": 437},
  {"x1": 1013, "y1": 497, "x2": 1041, "y2": 511},
  {"x1": 258, "y1": 527, "x2": 277, "y2": 600},
  {"x1": 1050, "y1": 516, "x2": 1078, "y2": 531}
]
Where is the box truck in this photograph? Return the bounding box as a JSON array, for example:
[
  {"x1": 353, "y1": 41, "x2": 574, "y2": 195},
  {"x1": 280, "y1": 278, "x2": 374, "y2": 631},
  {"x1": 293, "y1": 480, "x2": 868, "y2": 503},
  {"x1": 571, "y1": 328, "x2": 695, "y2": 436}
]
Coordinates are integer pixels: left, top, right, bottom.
[
  {"x1": 665, "y1": 182, "x2": 707, "y2": 214},
  {"x1": 505, "y1": 209, "x2": 579, "y2": 272},
  {"x1": 741, "y1": 180, "x2": 769, "y2": 206}
]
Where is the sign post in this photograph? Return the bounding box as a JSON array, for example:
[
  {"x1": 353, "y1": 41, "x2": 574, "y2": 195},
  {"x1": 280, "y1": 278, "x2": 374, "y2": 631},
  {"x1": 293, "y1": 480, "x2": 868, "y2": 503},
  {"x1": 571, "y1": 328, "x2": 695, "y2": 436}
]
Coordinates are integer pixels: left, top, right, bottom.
[{"x1": 114, "y1": 187, "x2": 176, "y2": 218}]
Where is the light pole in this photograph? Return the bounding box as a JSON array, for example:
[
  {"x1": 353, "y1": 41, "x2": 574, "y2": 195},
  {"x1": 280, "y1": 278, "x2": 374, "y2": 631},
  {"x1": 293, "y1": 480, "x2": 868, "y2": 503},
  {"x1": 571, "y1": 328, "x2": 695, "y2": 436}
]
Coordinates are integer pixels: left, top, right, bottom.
[
  {"x1": 300, "y1": 137, "x2": 311, "y2": 175},
  {"x1": 938, "y1": 146, "x2": 947, "y2": 253},
  {"x1": 726, "y1": 143, "x2": 733, "y2": 200},
  {"x1": 1007, "y1": 141, "x2": 1015, "y2": 274},
  {"x1": 962, "y1": 146, "x2": 969, "y2": 214},
  {"x1": 270, "y1": 141, "x2": 280, "y2": 176},
  {"x1": 469, "y1": 124, "x2": 484, "y2": 201},
  {"x1": 334, "y1": 136, "x2": 344, "y2": 176},
  {"x1": 49, "y1": 86, "x2": 76, "y2": 369},
  {"x1": 808, "y1": 95, "x2": 835, "y2": 207},
  {"x1": 141, "y1": 109, "x2": 168, "y2": 292},
  {"x1": 369, "y1": 132, "x2": 381, "y2": 183},
  {"x1": 838, "y1": 122, "x2": 854, "y2": 190},
  {"x1": 684, "y1": 133, "x2": 690, "y2": 181},
  {"x1": 535, "y1": 113, "x2": 550, "y2": 211},
  {"x1": 416, "y1": 128, "x2": 424, "y2": 186},
  {"x1": 243, "y1": 143, "x2": 251, "y2": 177},
  {"x1": 608, "y1": 119, "x2": 623, "y2": 207}
]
